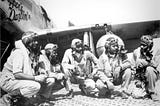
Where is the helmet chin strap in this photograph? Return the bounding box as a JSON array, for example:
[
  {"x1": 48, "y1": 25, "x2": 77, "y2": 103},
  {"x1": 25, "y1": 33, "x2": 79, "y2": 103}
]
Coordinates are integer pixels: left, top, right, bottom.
[
  {"x1": 108, "y1": 52, "x2": 117, "y2": 58},
  {"x1": 75, "y1": 49, "x2": 83, "y2": 53},
  {"x1": 30, "y1": 45, "x2": 40, "y2": 55},
  {"x1": 72, "y1": 47, "x2": 83, "y2": 54},
  {"x1": 141, "y1": 44, "x2": 152, "y2": 53},
  {"x1": 50, "y1": 56, "x2": 59, "y2": 65},
  {"x1": 108, "y1": 47, "x2": 118, "y2": 54},
  {"x1": 45, "y1": 50, "x2": 59, "y2": 65}
]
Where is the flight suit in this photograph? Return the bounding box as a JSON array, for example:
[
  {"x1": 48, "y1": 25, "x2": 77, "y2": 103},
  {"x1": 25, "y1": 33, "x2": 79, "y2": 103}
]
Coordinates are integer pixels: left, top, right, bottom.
[
  {"x1": 0, "y1": 41, "x2": 40, "y2": 98},
  {"x1": 99, "y1": 52, "x2": 132, "y2": 93},
  {"x1": 62, "y1": 49, "x2": 112, "y2": 96},
  {"x1": 133, "y1": 47, "x2": 159, "y2": 93},
  {"x1": 38, "y1": 50, "x2": 71, "y2": 98}
]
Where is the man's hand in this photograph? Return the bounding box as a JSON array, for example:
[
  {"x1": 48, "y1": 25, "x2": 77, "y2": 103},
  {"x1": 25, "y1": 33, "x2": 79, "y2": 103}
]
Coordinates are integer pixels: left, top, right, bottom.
[
  {"x1": 48, "y1": 72, "x2": 56, "y2": 78},
  {"x1": 46, "y1": 77, "x2": 55, "y2": 84},
  {"x1": 113, "y1": 66, "x2": 121, "y2": 79},
  {"x1": 35, "y1": 74, "x2": 47, "y2": 82},
  {"x1": 39, "y1": 69, "x2": 48, "y2": 76},
  {"x1": 87, "y1": 74, "x2": 94, "y2": 79},
  {"x1": 56, "y1": 73, "x2": 65, "y2": 80},
  {"x1": 48, "y1": 72, "x2": 65, "y2": 80},
  {"x1": 136, "y1": 59, "x2": 148, "y2": 68}
]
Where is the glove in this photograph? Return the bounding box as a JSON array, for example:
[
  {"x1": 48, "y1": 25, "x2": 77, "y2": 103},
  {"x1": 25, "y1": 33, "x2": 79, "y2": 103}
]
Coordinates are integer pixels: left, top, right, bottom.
[
  {"x1": 46, "y1": 77, "x2": 55, "y2": 84},
  {"x1": 136, "y1": 59, "x2": 148, "y2": 68},
  {"x1": 113, "y1": 66, "x2": 121, "y2": 79},
  {"x1": 35, "y1": 74, "x2": 47, "y2": 82},
  {"x1": 48, "y1": 72, "x2": 56, "y2": 78},
  {"x1": 56, "y1": 73, "x2": 65, "y2": 80},
  {"x1": 87, "y1": 74, "x2": 93, "y2": 79},
  {"x1": 39, "y1": 69, "x2": 48, "y2": 76}
]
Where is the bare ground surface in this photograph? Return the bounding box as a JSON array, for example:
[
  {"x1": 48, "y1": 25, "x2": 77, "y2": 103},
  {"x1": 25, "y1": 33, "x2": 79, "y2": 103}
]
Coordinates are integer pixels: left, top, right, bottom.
[{"x1": 47, "y1": 80, "x2": 160, "y2": 106}]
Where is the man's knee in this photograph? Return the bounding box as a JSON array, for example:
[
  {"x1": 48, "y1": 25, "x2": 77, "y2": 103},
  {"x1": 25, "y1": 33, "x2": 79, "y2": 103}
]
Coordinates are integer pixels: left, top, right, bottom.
[
  {"x1": 106, "y1": 81, "x2": 114, "y2": 90},
  {"x1": 96, "y1": 79, "x2": 114, "y2": 91},
  {"x1": 20, "y1": 81, "x2": 41, "y2": 97},
  {"x1": 145, "y1": 66, "x2": 157, "y2": 79},
  {"x1": 29, "y1": 81, "x2": 41, "y2": 91},
  {"x1": 146, "y1": 66, "x2": 155, "y2": 74},
  {"x1": 96, "y1": 79, "x2": 106, "y2": 89},
  {"x1": 124, "y1": 68, "x2": 132, "y2": 76},
  {"x1": 122, "y1": 68, "x2": 132, "y2": 83}
]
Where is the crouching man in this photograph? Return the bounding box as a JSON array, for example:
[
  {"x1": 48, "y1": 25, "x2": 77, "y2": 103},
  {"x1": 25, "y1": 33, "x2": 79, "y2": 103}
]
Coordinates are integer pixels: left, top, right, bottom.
[
  {"x1": 133, "y1": 35, "x2": 160, "y2": 101},
  {"x1": 62, "y1": 39, "x2": 102, "y2": 96},
  {"x1": 62, "y1": 39, "x2": 114, "y2": 97},
  {"x1": 0, "y1": 31, "x2": 47, "y2": 106},
  {"x1": 38, "y1": 43, "x2": 72, "y2": 99},
  {"x1": 99, "y1": 37, "x2": 132, "y2": 99}
]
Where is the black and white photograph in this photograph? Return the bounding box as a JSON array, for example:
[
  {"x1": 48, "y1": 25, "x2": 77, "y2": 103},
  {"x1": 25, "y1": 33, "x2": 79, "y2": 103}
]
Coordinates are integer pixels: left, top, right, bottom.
[{"x1": 0, "y1": 0, "x2": 160, "y2": 106}]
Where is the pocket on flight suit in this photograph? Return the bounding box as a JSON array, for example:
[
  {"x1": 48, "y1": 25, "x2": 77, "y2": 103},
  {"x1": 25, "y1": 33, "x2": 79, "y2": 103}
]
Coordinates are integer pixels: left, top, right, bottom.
[{"x1": 0, "y1": 72, "x2": 15, "y2": 89}]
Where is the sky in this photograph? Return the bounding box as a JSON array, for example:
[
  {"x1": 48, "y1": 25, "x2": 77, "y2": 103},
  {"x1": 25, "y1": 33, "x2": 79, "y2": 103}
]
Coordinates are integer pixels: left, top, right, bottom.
[{"x1": 37, "y1": 0, "x2": 160, "y2": 28}]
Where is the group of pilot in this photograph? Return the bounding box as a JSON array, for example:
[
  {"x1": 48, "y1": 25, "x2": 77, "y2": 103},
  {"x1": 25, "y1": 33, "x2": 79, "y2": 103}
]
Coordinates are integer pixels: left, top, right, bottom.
[{"x1": 0, "y1": 31, "x2": 159, "y2": 106}]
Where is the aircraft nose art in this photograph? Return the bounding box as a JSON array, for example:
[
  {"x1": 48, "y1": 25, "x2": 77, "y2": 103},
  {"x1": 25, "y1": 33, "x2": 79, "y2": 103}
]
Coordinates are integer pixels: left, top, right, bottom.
[{"x1": 0, "y1": 0, "x2": 54, "y2": 33}]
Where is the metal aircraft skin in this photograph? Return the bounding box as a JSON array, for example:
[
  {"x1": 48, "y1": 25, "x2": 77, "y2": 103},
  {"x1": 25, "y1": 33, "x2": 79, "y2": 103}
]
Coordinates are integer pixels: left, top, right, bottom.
[{"x1": 1, "y1": 0, "x2": 160, "y2": 62}]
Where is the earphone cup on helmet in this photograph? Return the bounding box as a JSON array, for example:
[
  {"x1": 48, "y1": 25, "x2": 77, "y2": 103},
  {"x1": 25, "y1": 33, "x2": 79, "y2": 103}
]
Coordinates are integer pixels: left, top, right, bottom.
[{"x1": 45, "y1": 50, "x2": 51, "y2": 58}]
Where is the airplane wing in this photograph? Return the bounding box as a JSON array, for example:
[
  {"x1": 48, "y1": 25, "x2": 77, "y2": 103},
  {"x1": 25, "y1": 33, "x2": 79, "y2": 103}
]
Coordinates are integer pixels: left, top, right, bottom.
[
  {"x1": 35, "y1": 23, "x2": 107, "y2": 56},
  {"x1": 1, "y1": 0, "x2": 160, "y2": 60},
  {"x1": 36, "y1": 20, "x2": 160, "y2": 51}
]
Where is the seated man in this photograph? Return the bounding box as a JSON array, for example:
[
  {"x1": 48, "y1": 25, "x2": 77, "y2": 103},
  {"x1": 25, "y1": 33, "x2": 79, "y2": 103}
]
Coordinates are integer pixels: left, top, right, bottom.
[
  {"x1": 0, "y1": 31, "x2": 47, "y2": 106},
  {"x1": 62, "y1": 39, "x2": 100, "y2": 96},
  {"x1": 62, "y1": 39, "x2": 113, "y2": 97},
  {"x1": 38, "y1": 43, "x2": 72, "y2": 99},
  {"x1": 133, "y1": 35, "x2": 159, "y2": 101},
  {"x1": 99, "y1": 37, "x2": 132, "y2": 99}
]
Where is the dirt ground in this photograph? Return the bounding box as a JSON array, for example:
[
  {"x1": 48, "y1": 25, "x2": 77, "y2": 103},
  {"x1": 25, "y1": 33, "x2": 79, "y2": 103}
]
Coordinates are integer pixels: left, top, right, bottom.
[{"x1": 48, "y1": 80, "x2": 160, "y2": 106}]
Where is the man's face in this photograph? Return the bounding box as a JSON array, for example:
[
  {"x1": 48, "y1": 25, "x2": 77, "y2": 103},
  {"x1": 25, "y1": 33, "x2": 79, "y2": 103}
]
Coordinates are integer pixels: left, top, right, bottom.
[
  {"x1": 140, "y1": 35, "x2": 153, "y2": 52},
  {"x1": 29, "y1": 40, "x2": 38, "y2": 49},
  {"x1": 51, "y1": 49, "x2": 58, "y2": 58},
  {"x1": 109, "y1": 44, "x2": 118, "y2": 54},
  {"x1": 48, "y1": 48, "x2": 59, "y2": 65},
  {"x1": 46, "y1": 48, "x2": 57, "y2": 60},
  {"x1": 75, "y1": 42, "x2": 83, "y2": 53},
  {"x1": 28, "y1": 38, "x2": 40, "y2": 53}
]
